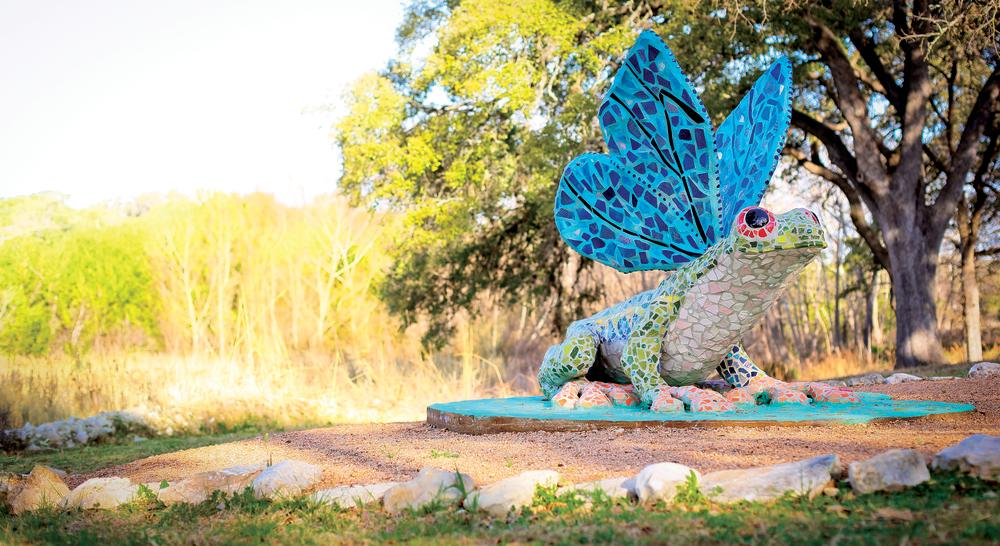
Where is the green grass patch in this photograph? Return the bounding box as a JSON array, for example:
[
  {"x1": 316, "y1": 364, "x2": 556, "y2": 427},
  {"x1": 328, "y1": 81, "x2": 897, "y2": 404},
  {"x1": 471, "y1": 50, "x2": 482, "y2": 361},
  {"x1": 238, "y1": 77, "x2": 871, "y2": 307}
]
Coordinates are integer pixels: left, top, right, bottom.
[
  {"x1": 0, "y1": 432, "x2": 258, "y2": 474},
  {"x1": 1, "y1": 472, "x2": 997, "y2": 545}
]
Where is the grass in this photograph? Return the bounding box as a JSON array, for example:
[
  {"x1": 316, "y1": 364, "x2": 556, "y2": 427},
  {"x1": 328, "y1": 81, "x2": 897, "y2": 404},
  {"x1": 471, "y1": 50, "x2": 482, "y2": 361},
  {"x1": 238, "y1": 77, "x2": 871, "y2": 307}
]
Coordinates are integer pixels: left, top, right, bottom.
[
  {"x1": 1, "y1": 472, "x2": 997, "y2": 545},
  {"x1": 0, "y1": 432, "x2": 259, "y2": 475}
]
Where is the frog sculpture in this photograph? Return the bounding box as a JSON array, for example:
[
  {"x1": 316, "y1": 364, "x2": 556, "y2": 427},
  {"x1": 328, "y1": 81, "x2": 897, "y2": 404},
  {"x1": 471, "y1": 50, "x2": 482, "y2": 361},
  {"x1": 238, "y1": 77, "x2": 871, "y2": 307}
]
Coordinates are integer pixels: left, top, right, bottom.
[{"x1": 538, "y1": 30, "x2": 860, "y2": 412}]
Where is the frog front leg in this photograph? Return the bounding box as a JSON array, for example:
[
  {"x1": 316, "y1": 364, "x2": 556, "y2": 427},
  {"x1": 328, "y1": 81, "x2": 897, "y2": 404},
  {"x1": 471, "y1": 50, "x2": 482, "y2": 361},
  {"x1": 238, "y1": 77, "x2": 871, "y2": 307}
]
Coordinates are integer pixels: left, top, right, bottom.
[
  {"x1": 623, "y1": 302, "x2": 734, "y2": 413},
  {"x1": 717, "y1": 344, "x2": 859, "y2": 405}
]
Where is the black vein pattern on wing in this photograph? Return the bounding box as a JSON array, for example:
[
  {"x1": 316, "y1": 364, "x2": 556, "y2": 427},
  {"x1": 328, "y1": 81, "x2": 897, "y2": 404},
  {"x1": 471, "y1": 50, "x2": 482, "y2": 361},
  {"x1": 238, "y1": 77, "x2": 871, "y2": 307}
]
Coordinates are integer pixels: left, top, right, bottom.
[
  {"x1": 619, "y1": 62, "x2": 711, "y2": 245},
  {"x1": 563, "y1": 165, "x2": 701, "y2": 259}
]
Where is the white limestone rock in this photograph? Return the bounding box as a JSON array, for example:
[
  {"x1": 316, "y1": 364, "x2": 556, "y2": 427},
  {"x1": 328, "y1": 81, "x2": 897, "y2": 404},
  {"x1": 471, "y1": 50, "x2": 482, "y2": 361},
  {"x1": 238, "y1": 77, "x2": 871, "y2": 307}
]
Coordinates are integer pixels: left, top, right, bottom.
[
  {"x1": 968, "y1": 362, "x2": 1000, "y2": 379},
  {"x1": 63, "y1": 477, "x2": 139, "y2": 510},
  {"x1": 846, "y1": 373, "x2": 886, "y2": 387},
  {"x1": 884, "y1": 373, "x2": 922, "y2": 385},
  {"x1": 0, "y1": 472, "x2": 22, "y2": 506},
  {"x1": 634, "y1": 462, "x2": 699, "y2": 504},
  {"x1": 464, "y1": 470, "x2": 559, "y2": 516},
  {"x1": 157, "y1": 464, "x2": 264, "y2": 505},
  {"x1": 8, "y1": 465, "x2": 70, "y2": 514},
  {"x1": 700, "y1": 454, "x2": 839, "y2": 503},
  {"x1": 556, "y1": 476, "x2": 635, "y2": 501},
  {"x1": 932, "y1": 434, "x2": 1000, "y2": 482},
  {"x1": 251, "y1": 460, "x2": 323, "y2": 499},
  {"x1": 848, "y1": 449, "x2": 930, "y2": 494},
  {"x1": 382, "y1": 468, "x2": 474, "y2": 514},
  {"x1": 311, "y1": 482, "x2": 400, "y2": 509}
]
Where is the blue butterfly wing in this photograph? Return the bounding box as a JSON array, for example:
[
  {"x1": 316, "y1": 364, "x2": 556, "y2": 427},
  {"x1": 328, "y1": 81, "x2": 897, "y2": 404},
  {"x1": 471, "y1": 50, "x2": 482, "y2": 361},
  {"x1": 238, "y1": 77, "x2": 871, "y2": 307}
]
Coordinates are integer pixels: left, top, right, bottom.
[
  {"x1": 715, "y1": 57, "x2": 793, "y2": 230},
  {"x1": 598, "y1": 30, "x2": 722, "y2": 250},
  {"x1": 555, "y1": 154, "x2": 703, "y2": 272}
]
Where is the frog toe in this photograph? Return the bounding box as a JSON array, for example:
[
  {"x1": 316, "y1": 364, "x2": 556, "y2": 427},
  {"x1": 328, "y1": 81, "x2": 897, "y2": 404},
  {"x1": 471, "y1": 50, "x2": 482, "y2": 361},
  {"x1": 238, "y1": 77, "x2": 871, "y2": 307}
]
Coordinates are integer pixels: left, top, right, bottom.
[
  {"x1": 649, "y1": 390, "x2": 685, "y2": 412},
  {"x1": 804, "y1": 383, "x2": 860, "y2": 404},
  {"x1": 578, "y1": 383, "x2": 613, "y2": 408}
]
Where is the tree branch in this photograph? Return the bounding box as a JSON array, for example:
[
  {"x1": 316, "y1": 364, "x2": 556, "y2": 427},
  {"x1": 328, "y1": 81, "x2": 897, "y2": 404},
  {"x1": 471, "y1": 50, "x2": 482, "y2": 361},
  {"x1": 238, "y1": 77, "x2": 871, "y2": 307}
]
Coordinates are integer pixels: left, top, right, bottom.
[
  {"x1": 931, "y1": 65, "x2": 1000, "y2": 235},
  {"x1": 805, "y1": 15, "x2": 889, "y2": 193},
  {"x1": 893, "y1": 0, "x2": 934, "y2": 212},
  {"x1": 790, "y1": 109, "x2": 858, "y2": 179},
  {"x1": 786, "y1": 147, "x2": 893, "y2": 273},
  {"x1": 848, "y1": 28, "x2": 902, "y2": 110}
]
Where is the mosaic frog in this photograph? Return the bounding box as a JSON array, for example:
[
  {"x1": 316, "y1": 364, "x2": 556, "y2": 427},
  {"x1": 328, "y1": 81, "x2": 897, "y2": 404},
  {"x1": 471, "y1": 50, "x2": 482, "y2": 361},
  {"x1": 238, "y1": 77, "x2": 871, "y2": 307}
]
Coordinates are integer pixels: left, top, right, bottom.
[{"x1": 537, "y1": 31, "x2": 859, "y2": 412}]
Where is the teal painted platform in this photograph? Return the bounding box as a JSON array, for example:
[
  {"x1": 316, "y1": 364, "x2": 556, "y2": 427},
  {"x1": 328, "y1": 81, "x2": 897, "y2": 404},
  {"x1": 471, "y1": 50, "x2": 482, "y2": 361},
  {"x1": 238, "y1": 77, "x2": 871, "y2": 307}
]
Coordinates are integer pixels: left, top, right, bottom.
[{"x1": 426, "y1": 394, "x2": 974, "y2": 434}]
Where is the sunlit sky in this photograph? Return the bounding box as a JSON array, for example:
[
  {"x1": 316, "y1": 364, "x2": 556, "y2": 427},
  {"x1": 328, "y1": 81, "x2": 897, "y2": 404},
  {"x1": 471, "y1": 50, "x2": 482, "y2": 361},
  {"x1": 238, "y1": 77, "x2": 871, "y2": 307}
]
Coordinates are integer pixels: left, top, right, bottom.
[{"x1": 0, "y1": 0, "x2": 403, "y2": 207}]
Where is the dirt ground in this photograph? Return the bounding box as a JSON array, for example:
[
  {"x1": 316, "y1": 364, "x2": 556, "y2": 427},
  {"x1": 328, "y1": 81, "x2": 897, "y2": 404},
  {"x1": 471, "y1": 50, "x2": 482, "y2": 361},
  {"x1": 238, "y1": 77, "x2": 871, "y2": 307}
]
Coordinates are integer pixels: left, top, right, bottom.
[{"x1": 79, "y1": 376, "x2": 1000, "y2": 489}]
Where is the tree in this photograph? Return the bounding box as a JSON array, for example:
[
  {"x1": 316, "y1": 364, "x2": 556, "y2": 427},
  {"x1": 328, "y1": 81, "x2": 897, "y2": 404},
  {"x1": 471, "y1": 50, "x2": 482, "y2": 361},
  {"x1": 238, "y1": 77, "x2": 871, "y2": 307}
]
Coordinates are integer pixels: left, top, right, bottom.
[
  {"x1": 955, "y1": 117, "x2": 999, "y2": 362},
  {"x1": 337, "y1": 0, "x2": 646, "y2": 345},
  {"x1": 338, "y1": 0, "x2": 1000, "y2": 367},
  {"x1": 758, "y1": 0, "x2": 1000, "y2": 367}
]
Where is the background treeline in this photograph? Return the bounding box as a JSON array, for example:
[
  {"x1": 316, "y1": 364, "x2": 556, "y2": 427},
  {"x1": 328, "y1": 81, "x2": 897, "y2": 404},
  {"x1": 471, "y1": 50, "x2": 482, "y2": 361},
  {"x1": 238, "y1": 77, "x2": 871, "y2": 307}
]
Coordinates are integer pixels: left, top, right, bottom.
[
  {"x1": 0, "y1": 192, "x2": 512, "y2": 429},
  {"x1": 1, "y1": 189, "x2": 996, "y2": 430}
]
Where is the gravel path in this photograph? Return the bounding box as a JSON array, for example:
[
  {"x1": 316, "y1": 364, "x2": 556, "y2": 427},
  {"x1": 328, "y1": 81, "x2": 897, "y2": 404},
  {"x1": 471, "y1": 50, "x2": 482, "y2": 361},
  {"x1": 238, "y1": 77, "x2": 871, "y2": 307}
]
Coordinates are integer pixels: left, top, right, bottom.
[{"x1": 78, "y1": 376, "x2": 1000, "y2": 489}]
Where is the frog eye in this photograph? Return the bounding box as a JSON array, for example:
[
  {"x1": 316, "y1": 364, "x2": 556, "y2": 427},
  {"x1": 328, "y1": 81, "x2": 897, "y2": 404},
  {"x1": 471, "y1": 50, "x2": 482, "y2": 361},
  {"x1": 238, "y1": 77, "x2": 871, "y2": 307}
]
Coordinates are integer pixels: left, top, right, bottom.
[{"x1": 737, "y1": 207, "x2": 776, "y2": 238}]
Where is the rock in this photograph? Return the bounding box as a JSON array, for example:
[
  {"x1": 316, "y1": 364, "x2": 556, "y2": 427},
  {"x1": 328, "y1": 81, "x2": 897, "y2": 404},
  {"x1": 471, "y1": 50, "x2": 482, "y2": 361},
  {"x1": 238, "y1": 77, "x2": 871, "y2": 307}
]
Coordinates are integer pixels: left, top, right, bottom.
[
  {"x1": 464, "y1": 470, "x2": 559, "y2": 516},
  {"x1": 848, "y1": 449, "x2": 930, "y2": 494},
  {"x1": 968, "y1": 362, "x2": 1000, "y2": 379},
  {"x1": 556, "y1": 476, "x2": 634, "y2": 500},
  {"x1": 158, "y1": 464, "x2": 264, "y2": 505},
  {"x1": 932, "y1": 434, "x2": 1000, "y2": 482},
  {"x1": 846, "y1": 373, "x2": 885, "y2": 387},
  {"x1": 0, "y1": 472, "x2": 22, "y2": 506},
  {"x1": 884, "y1": 373, "x2": 922, "y2": 385},
  {"x1": 311, "y1": 482, "x2": 400, "y2": 509},
  {"x1": 63, "y1": 477, "x2": 139, "y2": 510},
  {"x1": 634, "y1": 462, "x2": 699, "y2": 504},
  {"x1": 251, "y1": 460, "x2": 322, "y2": 499},
  {"x1": 382, "y1": 468, "x2": 474, "y2": 514},
  {"x1": 9, "y1": 465, "x2": 70, "y2": 514},
  {"x1": 928, "y1": 376, "x2": 958, "y2": 381},
  {"x1": 822, "y1": 380, "x2": 848, "y2": 388},
  {"x1": 700, "y1": 454, "x2": 839, "y2": 503}
]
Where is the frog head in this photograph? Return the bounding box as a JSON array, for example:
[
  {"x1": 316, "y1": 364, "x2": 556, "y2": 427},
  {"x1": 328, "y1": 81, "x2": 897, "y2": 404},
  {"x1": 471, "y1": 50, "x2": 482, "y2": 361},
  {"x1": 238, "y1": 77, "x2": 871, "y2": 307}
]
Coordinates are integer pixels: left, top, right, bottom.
[{"x1": 731, "y1": 206, "x2": 827, "y2": 256}]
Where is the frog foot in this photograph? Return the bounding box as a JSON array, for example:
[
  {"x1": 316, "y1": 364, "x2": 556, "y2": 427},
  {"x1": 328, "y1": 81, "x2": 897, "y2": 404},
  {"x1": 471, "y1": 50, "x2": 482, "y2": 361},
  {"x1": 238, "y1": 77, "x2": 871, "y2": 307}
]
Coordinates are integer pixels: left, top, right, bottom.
[
  {"x1": 552, "y1": 380, "x2": 640, "y2": 409},
  {"x1": 800, "y1": 382, "x2": 860, "y2": 403},
  {"x1": 666, "y1": 385, "x2": 736, "y2": 413},
  {"x1": 727, "y1": 377, "x2": 860, "y2": 406},
  {"x1": 649, "y1": 388, "x2": 685, "y2": 412}
]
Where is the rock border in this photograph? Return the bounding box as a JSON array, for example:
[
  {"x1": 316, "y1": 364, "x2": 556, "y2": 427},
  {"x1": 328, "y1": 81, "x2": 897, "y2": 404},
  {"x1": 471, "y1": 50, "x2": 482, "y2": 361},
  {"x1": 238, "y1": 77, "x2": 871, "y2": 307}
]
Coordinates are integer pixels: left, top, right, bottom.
[{"x1": 4, "y1": 433, "x2": 997, "y2": 517}]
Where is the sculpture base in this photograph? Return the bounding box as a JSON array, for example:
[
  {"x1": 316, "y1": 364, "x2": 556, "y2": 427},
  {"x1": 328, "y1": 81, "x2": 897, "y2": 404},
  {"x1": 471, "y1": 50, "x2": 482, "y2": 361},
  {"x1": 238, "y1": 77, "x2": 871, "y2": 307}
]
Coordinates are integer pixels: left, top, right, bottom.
[{"x1": 426, "y1": 394, "x2": 973, "y2": 435}]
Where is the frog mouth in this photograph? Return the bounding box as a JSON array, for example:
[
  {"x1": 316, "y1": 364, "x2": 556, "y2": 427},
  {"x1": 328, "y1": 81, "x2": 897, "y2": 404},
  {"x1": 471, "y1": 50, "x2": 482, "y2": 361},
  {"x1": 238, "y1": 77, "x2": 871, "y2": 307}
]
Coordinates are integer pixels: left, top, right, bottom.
[{"x1": 735, "y1": 236, "x2": 828, "y2": 255}]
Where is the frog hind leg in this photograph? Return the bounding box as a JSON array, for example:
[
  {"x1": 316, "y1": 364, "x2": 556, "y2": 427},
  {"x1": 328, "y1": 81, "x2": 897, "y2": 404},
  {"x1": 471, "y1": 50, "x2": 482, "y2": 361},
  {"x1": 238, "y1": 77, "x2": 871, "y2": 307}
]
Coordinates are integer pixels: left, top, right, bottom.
[
  {"x1": 537, "y1": 331, "x2": 600, "y2": 406},
  {"x1": 716, "y1": 345, "x2": 859, "y2": 405}
]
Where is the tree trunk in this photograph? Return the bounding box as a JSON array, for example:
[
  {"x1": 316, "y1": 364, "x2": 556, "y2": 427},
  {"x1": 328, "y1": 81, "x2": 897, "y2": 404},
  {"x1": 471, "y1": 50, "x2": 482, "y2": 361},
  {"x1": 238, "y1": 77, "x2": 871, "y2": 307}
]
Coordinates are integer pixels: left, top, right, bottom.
[
  {"x1": 960, "y1": 237, "x2": 984, "y2": 363},
  {"x1": 886, "y1": 228, "x2": 947, "y2": 368},
  {"x1": 871, "y1": 270, "x2": 883, "y2": 348}
]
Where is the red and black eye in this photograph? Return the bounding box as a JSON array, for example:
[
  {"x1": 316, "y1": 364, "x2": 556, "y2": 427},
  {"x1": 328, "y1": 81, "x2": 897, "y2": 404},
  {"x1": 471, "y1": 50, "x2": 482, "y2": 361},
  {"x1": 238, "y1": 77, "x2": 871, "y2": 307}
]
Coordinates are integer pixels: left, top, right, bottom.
[{"x1": 737, "y1": 206, "x2": 776, "y2": 238}]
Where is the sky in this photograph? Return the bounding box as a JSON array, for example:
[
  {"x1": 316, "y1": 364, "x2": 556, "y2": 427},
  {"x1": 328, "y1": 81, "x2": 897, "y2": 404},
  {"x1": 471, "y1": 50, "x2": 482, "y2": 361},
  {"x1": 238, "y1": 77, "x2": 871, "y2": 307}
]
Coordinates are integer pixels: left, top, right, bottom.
[{"x1": 0, "y1": 0, "x2": 404, "y2": 207}]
